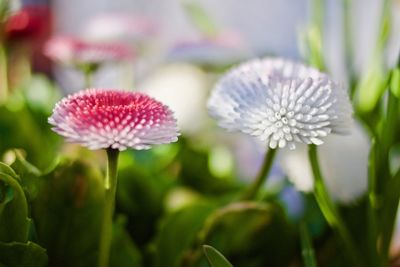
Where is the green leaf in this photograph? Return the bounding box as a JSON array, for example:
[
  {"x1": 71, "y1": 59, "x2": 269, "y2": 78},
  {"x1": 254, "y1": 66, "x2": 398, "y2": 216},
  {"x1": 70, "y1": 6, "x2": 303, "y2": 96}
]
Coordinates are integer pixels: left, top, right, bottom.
[
  {"x1": 0, "y1": 104, "x2": 60, "y2": 169},
  {"x1": 203, "y1": 245, "x2": 233, "y2": 267},
  {"x1": 355, "y1": 0, "x2": 391, "y2": 113},
  {"x1": 182, "y1": 1, "x2": 218, "y2": 36},
  {"x1": 0, "y1": 241, "x2": 48, "y2": 267},
  {"x1": 7, "y1": 150, "x2": 44, "y2": 202},
  {"x1": 153, "y1": 202, "x2": 217, "y2": 267},
  {"x1": 110, "y1": 215, "x2": 143, "y2": 267},
  {"x1": 31, "y1": 158, "x2": 105, "y2": 267},
  {"x1": 117, "y1": 161, "x2": 173, "y2": 246},
  {"x1": 193, "y1": 202, "x2": 294, "y2": 267},
  {"x1": 0, "y1": 163, "x2": 30, "y2": 242},
  {"x1": 356, "y1": 61, "x2": 389, "y2": 113},
  {"x1": 0, "y1": 161, "x2": 19, "y2": 179},
  {"x1": 390, "y1": 68, "x2": 400, "y2": 98}
]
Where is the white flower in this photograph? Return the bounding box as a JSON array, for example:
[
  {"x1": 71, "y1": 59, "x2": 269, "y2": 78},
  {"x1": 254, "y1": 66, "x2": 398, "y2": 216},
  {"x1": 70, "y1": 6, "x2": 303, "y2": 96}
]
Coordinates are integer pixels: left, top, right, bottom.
[
  {"x1": 207, "y1": 57, "x2": 352, "y2": 149},
  {"x1": 279, "y1": 122, "x2": 369, "y2": 203}
]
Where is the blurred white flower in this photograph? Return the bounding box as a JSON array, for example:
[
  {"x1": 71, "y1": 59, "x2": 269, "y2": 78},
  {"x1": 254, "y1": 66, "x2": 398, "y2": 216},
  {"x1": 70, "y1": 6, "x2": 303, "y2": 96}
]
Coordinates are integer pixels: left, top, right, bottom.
[
  {"x1": 279, "y1": 122, "x2": 369, "y2": 203},
  {"x1": 208, "y1": 58, "x2": 353, "y2": 150},
  {"x1": 139, "y1": 63, "x2": 209, "y2": 134},
  {"x1": 168, "y1": 31, "x2": 252, "y2": 67},
  {"x1": 82, "y1": 13, "x2": 157, "y2": 44}
]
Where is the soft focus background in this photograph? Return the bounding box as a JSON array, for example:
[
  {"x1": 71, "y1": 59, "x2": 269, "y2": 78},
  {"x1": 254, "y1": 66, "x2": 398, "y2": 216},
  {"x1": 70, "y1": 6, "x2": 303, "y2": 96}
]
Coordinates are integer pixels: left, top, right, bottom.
[{"x1": 1, "y1": 0, "x2": 400, "y2": 266}]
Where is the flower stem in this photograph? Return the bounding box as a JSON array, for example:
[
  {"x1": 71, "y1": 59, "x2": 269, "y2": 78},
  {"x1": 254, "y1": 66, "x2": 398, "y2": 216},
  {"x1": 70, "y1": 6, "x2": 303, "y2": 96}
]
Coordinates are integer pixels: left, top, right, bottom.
[
  {"x1": 241, "y1": 148, "x2": 277, "y2": 200},
  {"x1": 80, "y1": 63, "x2": 98, "y2": 88},
  {"x1": 98, "y1": 148, "x2": 119, "y2": 267},
  {"x1": 308, "y1": 145, "x2": 362, "y2": 267},
  {"x1": 84, "y1": 70, "x2": 93, "y2": 88},
  {"x1": 300, "y1": 222, "x2": 317, "y2": 267},
  {"x1": 0, "y1": 42, "x2": 8, "y2": 104}
]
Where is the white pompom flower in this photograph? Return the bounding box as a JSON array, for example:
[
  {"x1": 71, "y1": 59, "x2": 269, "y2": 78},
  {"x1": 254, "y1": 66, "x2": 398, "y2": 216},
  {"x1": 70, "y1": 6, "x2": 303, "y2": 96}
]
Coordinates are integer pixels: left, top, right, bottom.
[{"x1": 207, "y1": 58, "x2": 352, "y2": 150}]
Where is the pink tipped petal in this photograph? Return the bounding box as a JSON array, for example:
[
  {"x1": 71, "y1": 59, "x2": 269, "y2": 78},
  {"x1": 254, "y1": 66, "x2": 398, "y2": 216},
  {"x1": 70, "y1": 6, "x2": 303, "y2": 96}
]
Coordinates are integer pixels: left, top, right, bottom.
[{"x1": 49, "y1": 89, "x2": 179, "y2": 151}]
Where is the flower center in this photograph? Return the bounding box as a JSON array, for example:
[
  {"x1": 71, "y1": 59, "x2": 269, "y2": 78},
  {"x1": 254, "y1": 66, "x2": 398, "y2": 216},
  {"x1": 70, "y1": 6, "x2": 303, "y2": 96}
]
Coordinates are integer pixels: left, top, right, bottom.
[{"x1": 274, "y1": 107, "x2": 293, "y2": 127}]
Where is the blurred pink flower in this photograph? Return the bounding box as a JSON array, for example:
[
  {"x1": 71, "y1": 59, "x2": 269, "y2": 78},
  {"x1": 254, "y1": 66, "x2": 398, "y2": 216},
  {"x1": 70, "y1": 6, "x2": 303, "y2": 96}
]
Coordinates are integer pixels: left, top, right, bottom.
[
  {"x1": 82, "y1": 13, "x2": 158, "y2": 43},
  {"x1": 5, "y1": 5, "x2": 52, "y2": 41},
  {"x1": 168, "y1": 31, "x2": 252, "y2": 66},
  {"x1": 43, "y1": 36, "x2": 134, "y2": 66},
  {"x1": 48, "y1": 89, "x2": 179, "y2": 151}
]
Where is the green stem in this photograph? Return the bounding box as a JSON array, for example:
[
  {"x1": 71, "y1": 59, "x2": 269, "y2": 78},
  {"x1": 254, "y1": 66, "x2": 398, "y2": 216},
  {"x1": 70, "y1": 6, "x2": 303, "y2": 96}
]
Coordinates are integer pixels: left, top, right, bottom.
[
  {"x1": 84, "y1": 70, "x2": 93, "y2": 88},
  {"x1": 342, "y1": 0, "x2": 358, "y2": 99},
  {"x1": 367, "y1": 139, "x2": 380, "y2": 267},
  {"x1": 307, "y1": 0, "x2": 325, "y2": 71},
  {"x1": 79, "y1": 63, "x2": 99, "y2": 88},
  {"x1": 98, "y1": 148, "x2": 120, "y2": 267},
  {"x1": 381, "y1": 169, "x2": 400, "y2": 266},
  {"x1": 241, "y1": 148, "x2": 277, "y2": 200},
  {"x1": 378, "y1": 89, "x2": 400, "y2": 265},
  {"x1": 308, "y1": 145, "x2": 362, "y2": 267},
  {"x1": 0, "y1": 42, "x2": 8, "y2": 103},
  {"x1": 300, "y1": 222, "x2": 317, "y2": 267}
]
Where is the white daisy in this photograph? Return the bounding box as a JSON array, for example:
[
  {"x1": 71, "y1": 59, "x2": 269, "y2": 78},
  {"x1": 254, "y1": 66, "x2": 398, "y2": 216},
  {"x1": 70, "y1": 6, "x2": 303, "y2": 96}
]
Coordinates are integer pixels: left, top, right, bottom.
[{"x1": 207, "y1": 57, "x2": 352, "y2": 150}]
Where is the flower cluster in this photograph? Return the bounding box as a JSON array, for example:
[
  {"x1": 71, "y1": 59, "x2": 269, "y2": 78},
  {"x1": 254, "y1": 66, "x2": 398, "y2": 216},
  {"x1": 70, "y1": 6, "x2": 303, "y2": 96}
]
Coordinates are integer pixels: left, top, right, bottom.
[
  {"x1": 48, "y1": 89, "x2": 179, "y2": 151},
  {"x1": 208, "y1": 58, "x2": 352, "y2": 149}
]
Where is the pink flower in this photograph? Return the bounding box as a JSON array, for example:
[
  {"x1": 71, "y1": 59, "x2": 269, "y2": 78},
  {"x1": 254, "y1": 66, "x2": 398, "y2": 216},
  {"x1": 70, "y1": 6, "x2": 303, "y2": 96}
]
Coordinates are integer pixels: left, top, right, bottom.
[
  {"x1": 5, "y1": 5, "x2": 52, "y2": 41},
  {"x1": 43, "y1": 36, "x2": 134, "y2": 65},
  {"x1": 48, "y1": 89, "x2": 179, "y2": 151}
]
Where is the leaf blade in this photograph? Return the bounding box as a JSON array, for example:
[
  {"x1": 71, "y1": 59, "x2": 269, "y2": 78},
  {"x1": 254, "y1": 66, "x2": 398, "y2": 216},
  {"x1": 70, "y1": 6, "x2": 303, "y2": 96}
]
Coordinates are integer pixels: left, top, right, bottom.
[{"x1": 203, "y1": 245, "x2": 233, "y2": 267}]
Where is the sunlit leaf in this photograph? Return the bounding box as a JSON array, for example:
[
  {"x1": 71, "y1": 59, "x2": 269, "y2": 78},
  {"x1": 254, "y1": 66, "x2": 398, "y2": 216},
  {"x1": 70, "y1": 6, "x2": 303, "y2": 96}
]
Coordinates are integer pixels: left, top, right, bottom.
[{"x1": 390, "y1": 68, "x2": 400, "y2": 99}]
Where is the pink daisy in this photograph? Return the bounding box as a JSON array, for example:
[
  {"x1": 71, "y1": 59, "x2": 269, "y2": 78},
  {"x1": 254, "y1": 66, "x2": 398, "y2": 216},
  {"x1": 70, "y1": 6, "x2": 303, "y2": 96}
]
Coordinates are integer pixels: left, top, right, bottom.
[
  {"x1": 44, "y1": 36, "x2": 134, "y2": 65},
  {"x1": 48, "y1": 89, "x2": 179, "y2": 151}
]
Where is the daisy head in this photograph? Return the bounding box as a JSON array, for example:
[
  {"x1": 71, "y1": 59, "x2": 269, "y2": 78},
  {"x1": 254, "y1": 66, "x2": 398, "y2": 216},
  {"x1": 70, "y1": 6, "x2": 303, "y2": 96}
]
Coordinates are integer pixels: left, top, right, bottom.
[
  {"x1": 48, "y1": 89, "x2": 179, "y2": 151},
  {"x1": 207, "y1": 58, "x2": 352, "y2": 150}
]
